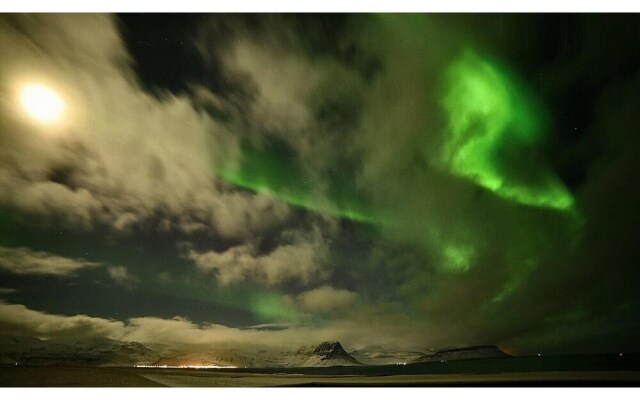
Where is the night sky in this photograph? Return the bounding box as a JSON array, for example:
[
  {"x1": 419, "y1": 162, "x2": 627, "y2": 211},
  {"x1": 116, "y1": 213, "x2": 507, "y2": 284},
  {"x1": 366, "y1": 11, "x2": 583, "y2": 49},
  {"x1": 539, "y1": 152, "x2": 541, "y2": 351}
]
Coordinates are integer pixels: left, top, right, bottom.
[{"x1": 1, "y1": 13, "x2": 640, "y2": 356}]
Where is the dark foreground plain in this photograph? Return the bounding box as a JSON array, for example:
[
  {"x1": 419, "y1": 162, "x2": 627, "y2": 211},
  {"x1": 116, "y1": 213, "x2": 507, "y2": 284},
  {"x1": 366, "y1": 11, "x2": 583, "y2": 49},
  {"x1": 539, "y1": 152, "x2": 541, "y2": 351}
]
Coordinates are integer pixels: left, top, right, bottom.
[{"x1": 2, "y1": 354, "x2": 640, "y2": 387}]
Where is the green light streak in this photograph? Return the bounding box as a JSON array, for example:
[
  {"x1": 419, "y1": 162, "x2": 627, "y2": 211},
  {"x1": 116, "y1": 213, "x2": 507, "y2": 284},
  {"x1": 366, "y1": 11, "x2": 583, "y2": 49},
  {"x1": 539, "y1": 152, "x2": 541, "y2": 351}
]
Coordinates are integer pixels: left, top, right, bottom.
[
  {"x1": 425, "y1": 228, "x2": 476, "y2": 273},
  {"x1": 443, "y1": 243, "x2": 474, "y2": 273},
  {"x1": 543, "y1": 308, "x2": 588, "y2": 324},
  {"x1": 219, "y1": 139, "x2": 380, "y2": 224},
  {"x1": 156, "y1": 277, "x2": 300, "y2": 323},
  {"x1": 251, "y1": 292, "x2": 299, "y2": 322},
  {"x1": 442, "y1": 50, "x2": 574, "y2": 211},
  {"x1": 492, "y1": 259, "x2": 537, "y2": 303}
]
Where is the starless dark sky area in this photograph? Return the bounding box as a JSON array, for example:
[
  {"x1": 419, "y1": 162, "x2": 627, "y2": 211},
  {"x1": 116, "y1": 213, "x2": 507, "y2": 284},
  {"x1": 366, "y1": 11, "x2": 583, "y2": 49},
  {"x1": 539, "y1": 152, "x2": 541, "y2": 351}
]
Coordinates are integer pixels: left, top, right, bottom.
[{"x1": 0, "y1": 13, "x2": 639, "y2": 356}]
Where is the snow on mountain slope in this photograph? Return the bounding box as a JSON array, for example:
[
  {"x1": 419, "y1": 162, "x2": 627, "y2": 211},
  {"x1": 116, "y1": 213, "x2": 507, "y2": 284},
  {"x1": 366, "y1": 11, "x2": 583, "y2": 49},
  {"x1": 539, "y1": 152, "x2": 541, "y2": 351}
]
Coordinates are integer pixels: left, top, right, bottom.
[
  {"x1": 297, "y1": 341, "x2": 362, "y2": 367},
  {"x1": 416, "y1": 345, "x2": 511, "y2": 362}
]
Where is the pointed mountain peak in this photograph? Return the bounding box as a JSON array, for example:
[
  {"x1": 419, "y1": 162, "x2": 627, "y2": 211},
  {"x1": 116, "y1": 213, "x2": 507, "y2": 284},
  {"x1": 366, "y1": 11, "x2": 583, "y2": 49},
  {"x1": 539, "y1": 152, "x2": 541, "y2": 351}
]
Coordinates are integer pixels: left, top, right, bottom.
[
  {"x1": 312, "y1": 341, "x2": 347, "y2": 358},
  {"x1": 302, "y1": 341, "x2": 362, "y2": 366}
]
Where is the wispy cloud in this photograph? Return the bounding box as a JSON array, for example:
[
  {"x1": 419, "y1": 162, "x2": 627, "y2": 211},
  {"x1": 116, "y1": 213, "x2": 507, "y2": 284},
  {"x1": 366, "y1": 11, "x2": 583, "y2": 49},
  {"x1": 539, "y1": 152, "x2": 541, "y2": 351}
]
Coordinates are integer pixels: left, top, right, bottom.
[
  {"x1": 107, "y1": 266, "x2": 139, "y2": 288},
  {"x1": 0, "y1": 301, "x2": 124, "y2": 339},
  {"x1": 294, "y1": 285, "x2": 358, "y2": 313},
  {"x1": 0, "y1": 246, "x2": 100, "y2": 276},
  {"x1": 187, "y1": 225, "x2": 332, "y2": 287}
]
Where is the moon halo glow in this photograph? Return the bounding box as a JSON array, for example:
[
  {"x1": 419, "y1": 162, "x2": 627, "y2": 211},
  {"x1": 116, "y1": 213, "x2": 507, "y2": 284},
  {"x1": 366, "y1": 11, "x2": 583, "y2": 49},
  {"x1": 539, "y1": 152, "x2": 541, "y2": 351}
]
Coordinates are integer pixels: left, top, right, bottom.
[{"x1": 20, "y1": 83, "x2": 65, "y2": 124}]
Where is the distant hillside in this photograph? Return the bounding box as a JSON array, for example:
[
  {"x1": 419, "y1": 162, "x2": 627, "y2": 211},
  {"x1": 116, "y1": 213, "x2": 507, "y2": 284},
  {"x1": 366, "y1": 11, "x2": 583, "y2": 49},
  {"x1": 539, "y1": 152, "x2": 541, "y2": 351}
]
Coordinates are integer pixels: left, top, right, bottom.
[
  {"x1": 350, "y1": 345, "x2": 428, "y2": 365},
  {"x1": 416, "y1": 345, "x2": 511, "y2": 362},
  {"x1": 0, "y1": 335, "x2": 510, "y2": 368},
  {"x1": 0, "y1": 335, "x2": 159, "y2": 366}
]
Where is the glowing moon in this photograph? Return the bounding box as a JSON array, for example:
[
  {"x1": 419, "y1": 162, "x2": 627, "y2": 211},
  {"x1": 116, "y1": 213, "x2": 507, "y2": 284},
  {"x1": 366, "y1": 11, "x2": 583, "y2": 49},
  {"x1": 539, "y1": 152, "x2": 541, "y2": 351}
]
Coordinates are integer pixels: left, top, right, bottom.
[{"x1": 20, "y1": 83, "x2": 65, "y2": 124}]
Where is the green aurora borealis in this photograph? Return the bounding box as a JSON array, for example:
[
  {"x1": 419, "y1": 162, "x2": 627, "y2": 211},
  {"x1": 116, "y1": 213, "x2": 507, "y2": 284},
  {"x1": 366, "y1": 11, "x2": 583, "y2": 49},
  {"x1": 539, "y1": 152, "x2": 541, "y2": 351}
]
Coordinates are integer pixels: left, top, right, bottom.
[
  {"x1": 215, "y1": 47, "x2": 579, "y2": 301},
  {"x1": 219, "y1": 139, "x2": 380, "y2": 224},
  {"x1": 211, "y1": 35, "x2": 584, "y2": 321},
  {"x1": 218, "y1": 49, "x2": 575, "y2": 222},
  {"x1": 1, "y1": 13, "x2": 640, "y2": 358},
  {"x1": 442, "y1": 50, "x2": 574, "y2": 212}
]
